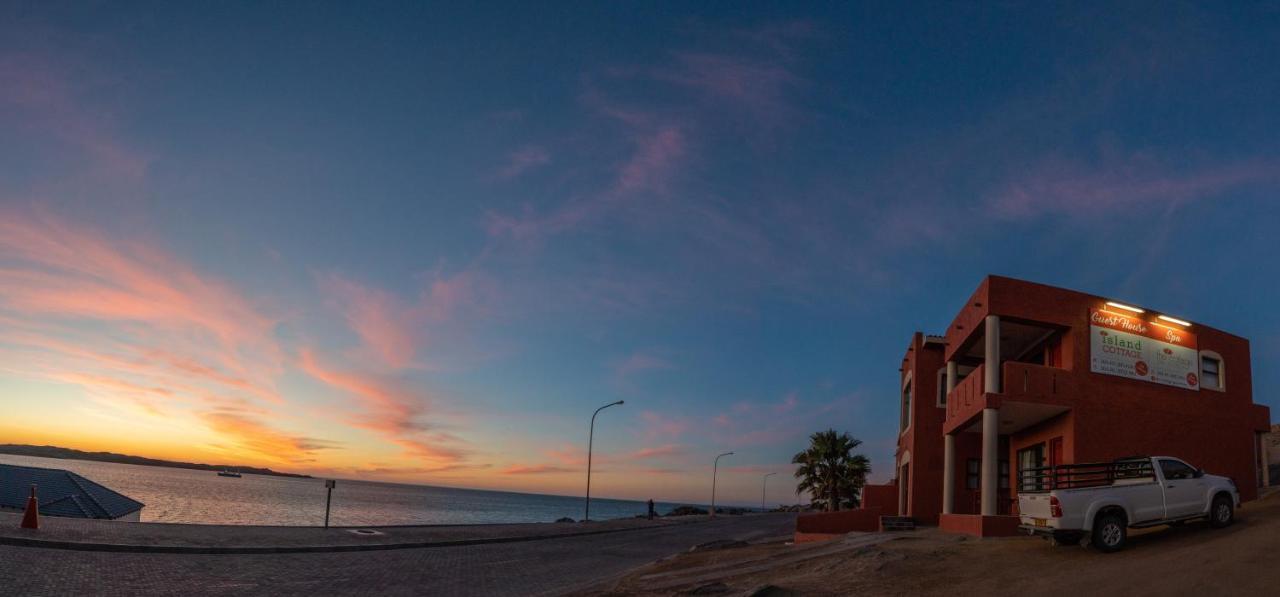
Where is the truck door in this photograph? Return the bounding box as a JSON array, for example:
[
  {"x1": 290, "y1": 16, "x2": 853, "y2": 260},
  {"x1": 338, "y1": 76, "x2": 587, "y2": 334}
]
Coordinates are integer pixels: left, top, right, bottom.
[{"x1": 1158, "y1": 459, "x2": 1205, "y2": 519}]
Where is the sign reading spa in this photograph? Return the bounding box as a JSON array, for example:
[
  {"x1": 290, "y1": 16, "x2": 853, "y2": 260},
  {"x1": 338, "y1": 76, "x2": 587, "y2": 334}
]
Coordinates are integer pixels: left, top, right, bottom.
[{"x1": 1089, "y1": 309, "x2": 1199, "y2": 390}]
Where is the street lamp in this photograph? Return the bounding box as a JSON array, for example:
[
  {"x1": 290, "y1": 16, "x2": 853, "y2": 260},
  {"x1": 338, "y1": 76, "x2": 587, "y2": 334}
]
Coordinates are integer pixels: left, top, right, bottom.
[
  {"x1": 584, "y1": 400, "x2": 624, "y2": 522},
  {"x1": 762, "y1": 472, "x2": 777, "y2": 513},
  {"x1": 710, "y1": 451, "x2": 734, "y2": 518}
]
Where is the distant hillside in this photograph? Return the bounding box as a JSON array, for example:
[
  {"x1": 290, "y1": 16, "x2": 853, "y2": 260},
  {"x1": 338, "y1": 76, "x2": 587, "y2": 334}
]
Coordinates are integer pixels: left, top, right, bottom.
[{"x1": 0, "y1": 444, "x2": 313, "y2": 479}]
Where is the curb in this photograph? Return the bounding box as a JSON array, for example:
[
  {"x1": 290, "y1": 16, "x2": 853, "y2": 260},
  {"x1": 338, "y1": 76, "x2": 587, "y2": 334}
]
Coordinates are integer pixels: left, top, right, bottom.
[{"x1": 0, "y1": 518, "x2": 710, "y2": 555}]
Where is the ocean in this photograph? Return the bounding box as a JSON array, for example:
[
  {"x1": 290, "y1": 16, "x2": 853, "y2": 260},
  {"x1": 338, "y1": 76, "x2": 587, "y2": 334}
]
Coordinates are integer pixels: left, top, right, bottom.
[{"x1": 0, "y1": 454, "x2": 695, "y2": 526}]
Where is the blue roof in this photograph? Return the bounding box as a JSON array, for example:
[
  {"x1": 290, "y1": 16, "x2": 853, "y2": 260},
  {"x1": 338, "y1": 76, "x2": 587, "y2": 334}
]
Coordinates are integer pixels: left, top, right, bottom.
[{"x1": 0, "y1": 464, "x2": 144, "y2": 519}]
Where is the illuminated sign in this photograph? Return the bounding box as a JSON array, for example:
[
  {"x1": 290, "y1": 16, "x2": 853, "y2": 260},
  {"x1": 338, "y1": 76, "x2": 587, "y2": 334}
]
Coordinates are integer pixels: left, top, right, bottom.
[{"x1": 1089, "y1": 309, "x2": 1199, "y2": 390}]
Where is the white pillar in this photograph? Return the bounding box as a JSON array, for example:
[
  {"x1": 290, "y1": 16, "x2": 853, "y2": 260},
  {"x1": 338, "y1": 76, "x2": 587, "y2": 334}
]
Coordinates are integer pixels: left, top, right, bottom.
[
  {"x1": 946, "y1": 360, "x2": 958, "y2": 394},
  {"x1": 984, "y1": 315, "x2": 1001, "y2": 393},
  {"x1": 942, "y1": 433, "x2": 955, "y2": 515},
  {"x1": 981, "y1": 407, "x2": 999, "y2": 516}
]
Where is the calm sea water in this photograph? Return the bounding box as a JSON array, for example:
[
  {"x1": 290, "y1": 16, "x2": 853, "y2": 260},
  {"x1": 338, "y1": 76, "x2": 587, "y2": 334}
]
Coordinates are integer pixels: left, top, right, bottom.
[{"x1": 0, "y1": 454, "x2": 694, "y2": 526}]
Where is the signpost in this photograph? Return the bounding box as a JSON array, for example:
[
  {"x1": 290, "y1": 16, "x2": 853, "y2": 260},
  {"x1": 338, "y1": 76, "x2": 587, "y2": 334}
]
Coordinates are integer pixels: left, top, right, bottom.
[
  {"x1": 324, "y1": 480, "x2": 336, "y2": 529},
  {"x1": 1089, "y1": 308, "x2": 1199, "y2": 390}
]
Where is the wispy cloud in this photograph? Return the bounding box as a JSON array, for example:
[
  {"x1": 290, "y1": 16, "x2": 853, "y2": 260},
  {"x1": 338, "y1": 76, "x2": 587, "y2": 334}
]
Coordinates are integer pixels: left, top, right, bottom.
[
  {"x1": 639, "y1": 411, "x2": 690, "y2": 442},
  {"x1": 987, "y1": 154, "x2": 1280, "y2": 219},
  {"x1": 200, "y1": 410, "x2": 340, "y2": 464},
  {"x1": 297, "y1": 349, "x2": 470, "y2": 467},
  {"x1": 613, "y1": 351, "x2": 674, "y2": 378},
  {"x1": 500, "y1": 464, "x2": 575, "y2": 475},
  {"x1": 497, "y1": 145, "x2": 551, "y2": 179},
  {"x1": 318, "y1": 269, "x2": 486, "y2": 370},
  {"x1": 0, "y1": 208, "x2": 337, "y2": 463}
]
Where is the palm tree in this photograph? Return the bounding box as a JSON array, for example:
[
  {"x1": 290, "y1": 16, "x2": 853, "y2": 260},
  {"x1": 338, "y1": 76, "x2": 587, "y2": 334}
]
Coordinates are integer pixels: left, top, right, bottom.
[{"x1": 792, "y1": 429, "x2": 871, "y2": 512}]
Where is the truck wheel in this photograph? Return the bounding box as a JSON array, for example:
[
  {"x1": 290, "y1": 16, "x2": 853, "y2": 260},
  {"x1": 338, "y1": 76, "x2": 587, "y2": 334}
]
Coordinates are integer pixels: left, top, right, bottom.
[
  {"x1": 1209, "y1": 495, "x2": 1234, "y2": 528},
  {"x1": 1092, "y1": 513, "x2": 1127, "y2": 553}
]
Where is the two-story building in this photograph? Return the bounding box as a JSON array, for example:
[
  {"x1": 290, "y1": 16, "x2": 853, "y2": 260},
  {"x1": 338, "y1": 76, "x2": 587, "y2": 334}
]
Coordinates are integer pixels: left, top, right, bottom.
[{"x1": 892, "y1": 276, "x2": 1272, "y2": 536}]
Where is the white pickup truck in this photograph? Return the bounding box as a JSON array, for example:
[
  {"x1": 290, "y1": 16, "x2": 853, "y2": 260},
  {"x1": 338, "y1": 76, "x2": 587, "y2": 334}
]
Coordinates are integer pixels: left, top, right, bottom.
[{"x1": 1018, "y1": 456, "x2": 1238, "y2": 552}]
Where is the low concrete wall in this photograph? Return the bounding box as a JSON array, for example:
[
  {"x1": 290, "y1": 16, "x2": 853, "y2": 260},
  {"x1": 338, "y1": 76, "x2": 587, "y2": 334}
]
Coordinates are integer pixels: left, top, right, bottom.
[
  {"x1": 938, "y1": 513, "x2": 1021, "y2": 537},
  {"x1": 796, "y1": 507, "x2": 884, "y2": 535}
]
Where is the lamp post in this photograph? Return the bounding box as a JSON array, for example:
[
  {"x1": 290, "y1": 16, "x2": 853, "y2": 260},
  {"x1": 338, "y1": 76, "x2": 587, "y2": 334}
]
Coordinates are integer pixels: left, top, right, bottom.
[
  {"x1": 710, "y1": 451, "x2": 733, "y2": 518},
  {"x1": 762, "y1": 472, "x2": 777, "y2": 513},
  {"x1": 584, "y1": 400, "x2": 624, "y2": 522}
]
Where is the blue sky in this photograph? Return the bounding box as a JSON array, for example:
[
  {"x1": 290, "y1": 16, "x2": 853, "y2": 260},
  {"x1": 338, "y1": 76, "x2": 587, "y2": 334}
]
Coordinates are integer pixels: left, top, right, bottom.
[{"x1": 1, "y1": 2, "x2": 1278, "y2": 506}]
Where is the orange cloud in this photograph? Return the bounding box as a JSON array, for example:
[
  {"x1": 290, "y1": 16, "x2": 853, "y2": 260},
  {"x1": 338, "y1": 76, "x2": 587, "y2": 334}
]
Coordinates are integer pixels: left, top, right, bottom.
[
  {"x1": 628, "y1": 444, "x2": 685, "y2": 460},
  {"x1": 501, "y1": 464, "x2": 575, "y2": 475},
  {"x1": 0, "y1": 208, "x2": 312, "y2": 465},
  {"x1": 299, "y1": 349, "x2": 470, "y2": 468},
  {"x1": 200, "y1": 410, "x2": 340, "y2": 464}
]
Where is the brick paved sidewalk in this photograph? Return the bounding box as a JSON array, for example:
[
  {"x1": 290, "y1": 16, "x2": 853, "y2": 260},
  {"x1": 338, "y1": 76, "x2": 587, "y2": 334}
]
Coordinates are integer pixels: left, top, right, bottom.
[{"x1": 0, "y1": 510, "x2": 718, "y2": 553}]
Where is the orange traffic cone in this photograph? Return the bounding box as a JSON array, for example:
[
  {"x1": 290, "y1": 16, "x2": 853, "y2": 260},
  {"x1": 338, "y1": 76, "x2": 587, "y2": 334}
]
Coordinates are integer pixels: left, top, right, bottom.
[{"x1": 20, "y1": 484, "x2": 39, "y2": 530}]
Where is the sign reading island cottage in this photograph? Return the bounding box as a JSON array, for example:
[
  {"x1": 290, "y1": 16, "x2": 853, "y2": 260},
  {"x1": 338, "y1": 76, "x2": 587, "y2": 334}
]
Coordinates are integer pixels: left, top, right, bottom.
[{"x1": 1089, "y1": 308, "x2": 1199, "y2": 390}]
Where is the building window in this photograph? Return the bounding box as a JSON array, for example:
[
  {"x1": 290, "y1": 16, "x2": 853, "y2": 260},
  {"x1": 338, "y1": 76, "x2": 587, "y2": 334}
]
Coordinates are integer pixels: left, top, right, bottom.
[
  {"x1": 1200, "y1": 351, "x2": 1225, "y2": 391},
  {"x1": 1018, "y1": 444, "x2": 1046, "y2": 491},
  {"x1": 900, "y1": 380, "x2": 913, "y2": 432},
  {"x1": 964, "y1": 459, "x2": 1009, "y2": 490},
  {"x1": 936, "y1": 368, "x2": 948, "y2": 407}
]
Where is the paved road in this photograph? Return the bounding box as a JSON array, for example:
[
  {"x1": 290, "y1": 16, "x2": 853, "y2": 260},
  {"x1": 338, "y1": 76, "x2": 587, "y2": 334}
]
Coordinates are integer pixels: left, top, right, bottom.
[{"x1": 0, "y1": 514, "x2": 795, "y2": 596}]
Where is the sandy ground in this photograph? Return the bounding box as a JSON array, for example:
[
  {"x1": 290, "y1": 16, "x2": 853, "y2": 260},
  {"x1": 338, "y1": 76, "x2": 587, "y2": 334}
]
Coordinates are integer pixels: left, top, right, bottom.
[{"x1": 585, "y1": 490, "x2": 1280, "y2": 596}]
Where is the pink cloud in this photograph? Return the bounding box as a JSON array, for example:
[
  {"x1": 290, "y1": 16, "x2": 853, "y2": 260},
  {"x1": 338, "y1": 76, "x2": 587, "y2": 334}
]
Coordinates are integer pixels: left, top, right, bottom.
[
  {"x1": 319, "y1": 269, "x2": 485, "y2": 370},
  {"x1": 639, "y1": 411, "x2": 690, "y2": 442},
  {"x1": 654, "y1": 52, "x2": 799, "y2": 126},
  {"x1": 0, "y1": 52, "x2": 150, "y2": 184},
  {"x1": 615, "y1": 126, "x2": 685, "y2": 194},
  {"x1": 497, "y1": 145, "x2": 551, "y2": 179},
  {"x1": 628, "y1": 444, "x2": 685, "y2": 460},
  {"x1": 545, "y1": 444, "x2": 588, "y2": 467},
  {"x1": 298, "y1": 349, "x2": 470, "y2": 467},
  {"x1": 773, "y1": 392, "x2": 799, "y2": 414},
  {"x1": 614, "y1": 352, "x2": 674, "y2": 377},
  {"x1": 0, "y1": 209, "x2": 353, "y2": 463},
  {"x1": 0, "y1": 208, "x2": 283, "y2": 387},
  {"x1": 987, "y1": 155, "x2": 1280, "y2": 219},
  {"x1": 500, "y1": 464, "x2": 575, "y2": 475}
]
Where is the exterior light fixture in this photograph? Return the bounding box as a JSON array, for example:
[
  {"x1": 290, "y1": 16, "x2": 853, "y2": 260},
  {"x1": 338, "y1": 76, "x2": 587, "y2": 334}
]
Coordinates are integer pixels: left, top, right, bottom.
[
  {"x1": 1105, "y1": 301, "x2": 1144, "y2": 314},
  {"x1": 1158, "y1": 314, "x2": 1191, "y2": 327}
]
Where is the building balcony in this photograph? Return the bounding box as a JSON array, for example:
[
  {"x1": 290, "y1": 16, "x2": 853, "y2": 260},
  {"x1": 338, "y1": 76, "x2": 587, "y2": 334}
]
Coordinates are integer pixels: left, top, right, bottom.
[{"x1": 944, "y1": 361, "x2": 1073, "y2": 435}]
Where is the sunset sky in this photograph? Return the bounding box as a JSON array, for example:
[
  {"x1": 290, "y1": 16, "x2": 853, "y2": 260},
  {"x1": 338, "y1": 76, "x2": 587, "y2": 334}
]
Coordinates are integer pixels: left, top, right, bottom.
[{"x1": 2, "y1": 3, "x2": 1279, "y2": 506}]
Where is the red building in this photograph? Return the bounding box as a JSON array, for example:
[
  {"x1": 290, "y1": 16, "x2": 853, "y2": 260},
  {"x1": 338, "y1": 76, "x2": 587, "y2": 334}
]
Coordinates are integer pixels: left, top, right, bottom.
[{"x1": 891, "y1": 276, "x2": 1272, "y2": 537}]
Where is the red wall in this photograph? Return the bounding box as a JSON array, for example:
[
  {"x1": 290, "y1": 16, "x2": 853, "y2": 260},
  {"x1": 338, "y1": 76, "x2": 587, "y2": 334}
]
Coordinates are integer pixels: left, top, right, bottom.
[{"x1": 896, "y1": 333, "x2": 947, "y2": 524}]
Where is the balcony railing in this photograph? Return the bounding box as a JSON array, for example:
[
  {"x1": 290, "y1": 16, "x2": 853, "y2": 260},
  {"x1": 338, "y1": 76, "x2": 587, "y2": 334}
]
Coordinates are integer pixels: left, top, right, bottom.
[
  {"x1": 1000, "y1": 361, "x2": 1074, "y2": 399},
  {"x1": 947, "y1": 361, "x2": 1073, "y2": 424},
  {"x1": 946, "y1": 363, "x2": 984, "y2": 421}
]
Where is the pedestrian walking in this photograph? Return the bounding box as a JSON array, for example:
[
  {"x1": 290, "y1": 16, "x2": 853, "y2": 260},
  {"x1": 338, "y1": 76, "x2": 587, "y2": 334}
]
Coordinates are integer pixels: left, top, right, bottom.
[{"x1": 647, "y1": 499, "x2": 655, "y2": 520}]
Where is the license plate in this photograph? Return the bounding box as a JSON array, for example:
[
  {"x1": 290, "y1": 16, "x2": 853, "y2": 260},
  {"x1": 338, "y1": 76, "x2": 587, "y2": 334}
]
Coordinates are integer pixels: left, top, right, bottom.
[{"x1": 1033, "y1": 518, "x2": 1047, "y2": 527}]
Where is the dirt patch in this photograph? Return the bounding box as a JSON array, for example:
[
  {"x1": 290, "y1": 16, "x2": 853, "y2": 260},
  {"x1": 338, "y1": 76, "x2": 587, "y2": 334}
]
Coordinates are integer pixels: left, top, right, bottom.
[{"x1": 585, "y1": 491, "x2": 1280, "y2": 596}]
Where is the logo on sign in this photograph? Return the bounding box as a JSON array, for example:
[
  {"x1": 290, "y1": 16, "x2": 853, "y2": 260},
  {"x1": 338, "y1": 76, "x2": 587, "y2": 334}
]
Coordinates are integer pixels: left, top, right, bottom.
[
  {"x1": 1135, "y1": 361, "x2": 1148, "y2": 376},
  {"x1": 1187, "y1": 373, "x2": 1198, "y2": 387}
]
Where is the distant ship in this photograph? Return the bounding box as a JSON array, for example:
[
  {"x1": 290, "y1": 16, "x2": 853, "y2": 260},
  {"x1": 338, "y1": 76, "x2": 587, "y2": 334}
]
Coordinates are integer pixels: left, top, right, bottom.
[{"x1": 217, "y1": 469, "x2": 242, "y2": 478}]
